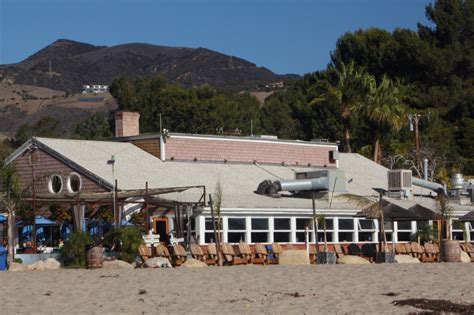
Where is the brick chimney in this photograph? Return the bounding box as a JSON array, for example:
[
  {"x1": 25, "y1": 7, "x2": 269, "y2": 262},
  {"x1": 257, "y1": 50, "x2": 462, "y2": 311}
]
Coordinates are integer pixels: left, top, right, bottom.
[{"x1": 115, "y1": 111, "x2": 140, "y2": 138}]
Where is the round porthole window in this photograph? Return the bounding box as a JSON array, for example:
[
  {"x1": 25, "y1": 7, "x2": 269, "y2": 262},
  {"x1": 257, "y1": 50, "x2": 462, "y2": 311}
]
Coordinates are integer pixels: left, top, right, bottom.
[
  {"x1": 48, "y1": 175, "x2": 63, "y2": 194},
  {"x1": 67, "y1": 173, "x2": 82, "y2": 194}
]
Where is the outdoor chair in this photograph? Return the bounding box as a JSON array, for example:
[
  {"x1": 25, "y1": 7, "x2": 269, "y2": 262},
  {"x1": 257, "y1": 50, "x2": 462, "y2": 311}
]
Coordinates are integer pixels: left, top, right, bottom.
[
  {"x1": 423, "y1": 243, "x2": 438, "y2": 262},
  {"x1": 190, "y1": 244, "x2": 217, "y2": 266},
  {"x1": 253, "y1": 242, "x2": 268, "y2": 265},
  {"x1": 334, "y1": 244, "x2": 345, "y2": 258},
  {"x1": 395, "y1": 243, "x2": 408, "y2": 255},
  {"x1": 460, "y1": 243, "x2": 474, "y2": 262},
  {"x1": 410, "y1": 242, "x2": 433, "y2": 262},
  {"x1": 221, "y1": 242, "x2": 246, "y2": 265},
  {"x1": 271, "y1": 242, "x2": 284, "y2": 259},
  {"x1": 155, "y1": 244, "x2": 172, "y2": 261},
  {"x1": 237, "y1": 241, "x2": 253, "y2": 264},
  {"x1": 171, "y1": 244, "x2": 187, "y2": 266},
  {"x1": 137, "y1": 244, "x2": 152, "y2": 267}
]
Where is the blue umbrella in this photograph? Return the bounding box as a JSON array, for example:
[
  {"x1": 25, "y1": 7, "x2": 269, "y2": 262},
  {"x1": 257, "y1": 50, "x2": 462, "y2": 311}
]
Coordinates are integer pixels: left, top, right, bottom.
[
  {"x1": 16, "y1": 215, "x2": 58, "y2": 226},
  {"x1": 0, "y1": 214, "x2": 6, "y2": 222}
]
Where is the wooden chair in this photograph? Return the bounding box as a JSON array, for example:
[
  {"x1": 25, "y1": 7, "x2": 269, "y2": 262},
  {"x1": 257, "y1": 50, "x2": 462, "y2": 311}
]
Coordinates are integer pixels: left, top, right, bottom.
[
  {"x1": 404, "y1": 242, "x2": 413, "y2": 255},
  {"x1": 411, "y1": 242, "x2": 434, "y2": 262},
  {"x1": 460, "y1": 243, "x2": 474, "y2": 262},
  {"x1": 190, "y1": 244, "x2": 217, "y2": 266},
  {"x1": 271, "y1": 243, "x2": 284, "y2": 258},
  {"x1": 221, "y1": 243, "x2": 246, "y2": 265},
  {"x1": 334, "y1": 244, "x2": 345, "y2": 258},
  {"x1": 171, "y1": 244, "x2": 187, "y2": 266},
  {"x1": 237, "y1": 241, "x2": 253, "y2": 264},
  {"x1": 309, "y1": 245, "x2": 317, "y2": 264},
  {"x1": 155, "y1": 244, "x2": 172, "y2": 261},
  {"x1": 253, "y1": 243, "x2": 268, "y2": 265},
  {"x1": 395, "y1": 243, "x2": 408, "y2": 255},
  {"x1": 424, "y1": 243, "x2": 439, "y2": 262},
  {"x1": 207, "y1": 243, "x2": 218, "y2": 263},
  {"x1": 137, "y1": 245, "x2": 152, "y2": 267}
]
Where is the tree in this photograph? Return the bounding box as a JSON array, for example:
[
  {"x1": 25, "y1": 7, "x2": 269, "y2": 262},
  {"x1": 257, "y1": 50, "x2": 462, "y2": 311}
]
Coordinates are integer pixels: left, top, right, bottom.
[
  {"x1": 13, "y1": 116, "x2": 60, "y2": 146},
  {"x1": 0, "y1": 162, "x2": 21, "y2": 266},
  {"x1": 359, "y1": 76, "x2": 407, "y2": 163},
  {"x1": 75, "y1": 113, "x2": 113, "y2": 140},
  {"x1": 311, "y1": 61, "x2": 369, "y2": 152}
]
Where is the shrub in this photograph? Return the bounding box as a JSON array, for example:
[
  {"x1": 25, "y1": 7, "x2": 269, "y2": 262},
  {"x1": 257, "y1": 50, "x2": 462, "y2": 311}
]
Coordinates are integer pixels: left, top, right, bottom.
[
  {"x1": 103, "y1": 227, "x2": 143, "y2": 263},
  {"x1": 14, "y1": 258, "x2": 23, "y2": 264},
  {"x1": 62, "y1": 232, "x2": 93, "y2": 268}
]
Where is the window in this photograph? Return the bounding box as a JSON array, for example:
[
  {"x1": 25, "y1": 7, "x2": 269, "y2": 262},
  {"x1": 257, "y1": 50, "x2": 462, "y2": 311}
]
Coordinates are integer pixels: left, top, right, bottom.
[
  {"x1": 295, "y1": 218, "x2": 313, "y2": 243},
  {"x1": 66, "y1": 173, "x2": 82, "y2": 193},
  {"x1": 227, "y1": 218, "x2": 246, "y2": 243},
  {"x1": 251, "y1": 218, "x2": 269, "y2": 243},
  {"x1": 397, "y1": 221, "x2": 413, "y2": 242},
  {"x1": 48, "y1": 175, "x2": 63, "y2": 194},
  {"x1": 204, "y1": 217, "x2": 223, "y2": 243},
  {"x1": 338, "y1": 218, "x2": 354, "y2": 242},
  {"x1": 469, "y1": 222, "x2": 474, "y2": 241},
  {"x1": 451, "y1": 219, "x2": 464, "y2": 241},
  {"x1": 383, "y1": 221, "x2": 393, "y2": 242},
  {"x1": 274, "y1": 218, "x2": 291, "y2": 242},
  {"x1": 358, "y1": 219, "x2": 376, "y2": 242},
  {"x1": 317, "y1": 218, "x2": 333, "y2": 242}
]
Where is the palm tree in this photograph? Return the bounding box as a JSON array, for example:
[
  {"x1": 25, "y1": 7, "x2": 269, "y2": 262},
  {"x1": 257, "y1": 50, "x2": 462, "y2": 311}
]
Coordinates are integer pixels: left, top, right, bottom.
[
  {"x1": 311, "y1": 61, "x2": 369, "y2": 153},
  {"x1": 360, "y1": 76, "x2": 406, "y2": 163}
]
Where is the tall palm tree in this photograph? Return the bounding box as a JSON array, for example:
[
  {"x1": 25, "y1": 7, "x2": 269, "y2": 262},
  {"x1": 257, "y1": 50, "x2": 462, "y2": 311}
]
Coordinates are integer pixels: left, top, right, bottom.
[
  {"x1": 361, "y1": 76, "x2": 406, "y2": 163},
  {"x1": 311, "y1": 61, "x2": 369, "y2": 153}
]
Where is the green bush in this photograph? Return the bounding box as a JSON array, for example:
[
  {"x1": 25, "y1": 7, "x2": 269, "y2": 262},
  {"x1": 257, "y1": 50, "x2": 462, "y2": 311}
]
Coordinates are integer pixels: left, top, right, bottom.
[
  {"x1": 103, "y1": 227, "x2": 143, "y2": 263},
  {"x1": 14, "y1": 258, "x2": 23, "y2": 264},
  {"x1": 62, "y1": 232, "x2": 93, "y2": 268}
]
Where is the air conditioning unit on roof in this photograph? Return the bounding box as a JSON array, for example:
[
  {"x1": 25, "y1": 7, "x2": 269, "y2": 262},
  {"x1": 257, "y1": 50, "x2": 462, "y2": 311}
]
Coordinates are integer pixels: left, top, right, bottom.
[{"x1": 388, "y1": 170, "x2": 412, "y2": 191}]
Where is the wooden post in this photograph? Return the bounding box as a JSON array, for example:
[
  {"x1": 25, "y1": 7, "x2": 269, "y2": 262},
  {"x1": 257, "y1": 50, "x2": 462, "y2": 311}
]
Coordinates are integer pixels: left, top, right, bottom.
[
  {"x1": 209, "y1": 194, "x2": 222, "y2": 266},
  {"x1": 114, "y1": 179, "x2": 119, "y2": 228},
  {"x1": 145, "y1": 182, "x2": 149, "y2": 233}
]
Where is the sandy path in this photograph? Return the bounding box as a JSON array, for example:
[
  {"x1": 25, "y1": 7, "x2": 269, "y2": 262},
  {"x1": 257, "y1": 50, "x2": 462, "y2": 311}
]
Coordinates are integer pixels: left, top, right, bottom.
[{"x1": 1, "y1": 264, "x2": 473, "y2": 314}]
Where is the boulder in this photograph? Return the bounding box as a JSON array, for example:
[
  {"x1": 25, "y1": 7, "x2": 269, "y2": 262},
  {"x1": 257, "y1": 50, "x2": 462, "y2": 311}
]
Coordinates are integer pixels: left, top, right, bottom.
[
  {"x1": 8, "y1": 262, "x2": 28, "y2": 272},
  {"x1": 27, "y1": 260, "x2": 45, "y2": 271},
  {"x1": 143, "y1": 257, "x2": 172, "y2": 268},
  {"x1": 395, "y1": 255, "x2": 420, "y2": 264},
  {"x1": 182, "y1": 258, "x2": 207, "y2": 268},
  {"x1": 27, "y1": 258, "x2": 61, "y2": 271},
  {"x1": 278, "y1": 250, "x2": 310, "y2": 265},
  {"x1": 103, "y1": 260, "x2": 134, "y2": 269},
  {"x1": 460, "y1": 251, "x2": 471, "y2": 263},
  {"x1": 337, "y1": 255, "x2": 371, "y2": 265}
]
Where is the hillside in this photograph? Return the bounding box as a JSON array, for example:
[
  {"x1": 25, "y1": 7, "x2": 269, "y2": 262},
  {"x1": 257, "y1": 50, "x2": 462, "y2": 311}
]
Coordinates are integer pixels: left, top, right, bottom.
[{"x1": 0, "y1": 39, "x2": 297, "y2": 92}]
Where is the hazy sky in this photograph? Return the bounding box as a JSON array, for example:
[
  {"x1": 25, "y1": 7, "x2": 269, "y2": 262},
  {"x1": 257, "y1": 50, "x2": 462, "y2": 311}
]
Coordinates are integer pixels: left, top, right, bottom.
[{"x1": 0, "y1": 0, "x2": 432, "y2": 75}]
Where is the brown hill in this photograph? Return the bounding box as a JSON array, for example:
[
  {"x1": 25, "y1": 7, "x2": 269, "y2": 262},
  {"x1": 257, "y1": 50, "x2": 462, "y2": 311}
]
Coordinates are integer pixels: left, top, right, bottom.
[{"x1": 0, "y1": 39, "x2": 298, "y2": 92}]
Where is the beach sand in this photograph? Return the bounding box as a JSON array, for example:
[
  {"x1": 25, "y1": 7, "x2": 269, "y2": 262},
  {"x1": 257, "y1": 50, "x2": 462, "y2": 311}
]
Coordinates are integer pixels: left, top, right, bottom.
[{"x1": 1, "y1": 263, "x2": 473, "y2": 314}]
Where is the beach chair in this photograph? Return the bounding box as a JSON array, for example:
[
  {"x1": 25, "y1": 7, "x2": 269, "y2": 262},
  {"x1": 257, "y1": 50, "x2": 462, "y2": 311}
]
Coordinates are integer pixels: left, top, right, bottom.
[
  {"x1": 221, "y1": 243, "x2": 246, "y2": 265},
  {"x1": 395, "y1": 243, "x2": 408, "y2": 255},
  {"x1": 410, "y1": 242, "x2": 433, "y2": 262},
  {"x1": 137, "y1": 244, "x2": 152, "y2": 267},
  {"x1": 271, "y1": 242, "x2": 284, "y2": 259},
  {"x1": 155, "y1": 244, "x2": 172, "y2": 261},
  {"x1": 237, "y1": 241, "x2": 253, "y2": 264},
  {"x1": 423, "y1": 243, "x2": 438, "y2": 262},
  {"x1": 190, "y1": 244, "x2": 217, "y2": 266},
  {"x1": 334, "y1": 244, "x2": 345, "y2": 258},
  {"x1": 404, "y1": 242, "x2": 413, "y2": 256},
  {"x1": 207, "y1": 243, "x2": 219, "y2": 262},
  {"x1": 460, "y1": 243, "x2": 474, "y2": 262},
  {"x1": 171, "y1": 244, "x2": 187, "y2": 266},
  {"x1": 308, "y1": 245, "x2": 316, "y2": 264},
  {"x1": 253, "y1": 243, "x2": 268, "y2": 265}
]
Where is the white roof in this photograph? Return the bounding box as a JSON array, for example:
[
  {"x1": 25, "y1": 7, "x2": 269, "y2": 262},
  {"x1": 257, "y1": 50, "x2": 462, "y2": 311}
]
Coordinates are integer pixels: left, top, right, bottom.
[{"x1": 7, "y1": 137, "x2": 473, "y2": 214}]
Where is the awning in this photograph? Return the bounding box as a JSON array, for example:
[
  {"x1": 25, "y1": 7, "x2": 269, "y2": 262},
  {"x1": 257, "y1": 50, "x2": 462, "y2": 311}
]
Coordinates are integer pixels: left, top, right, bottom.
[{"x1": 16, "y1": 215, "x2": 59, "y2": 226}]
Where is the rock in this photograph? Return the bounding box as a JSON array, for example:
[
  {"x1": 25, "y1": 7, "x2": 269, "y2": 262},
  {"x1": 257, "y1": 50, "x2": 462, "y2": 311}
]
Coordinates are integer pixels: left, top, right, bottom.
[
  {"x1": 43, "y1": 258, "x2": 61, "y2": 270},
  {"x1": 103, "y1": 260, "x2": 134, "y2": 269},
  {"x1": 460, "y1": 251, "x2": 471, "y2": 263},
  {"x1": 337, "y1": 255, "x2": 371, "y2": 264},
  {"x1": 395, "y1": 255, "x2": 420, "y2": 264},
  {"x1": 278, "y1": 250, "x2": 310, "y2": 265},
  {"x1": 8, "y1": 262, "x2": 28, "y2": 272},
  {"x1": 143, "y1": 257, "x2": 172, "y2": 268},
  {"x1": 27, "y1": 260, "x2": 45, "y2": 271},
  {"x1": 182, "y1": 258, "x2": 207, "y2": 268}
]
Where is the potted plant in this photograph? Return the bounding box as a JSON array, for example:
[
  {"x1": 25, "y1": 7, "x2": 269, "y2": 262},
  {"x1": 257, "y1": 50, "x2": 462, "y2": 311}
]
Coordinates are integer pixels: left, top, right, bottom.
[
  {"x1": 437, "y1": 194, "x2": 460, "y2": 262},
  {"x1": 315, "y1": 214, "x2": 336, "y2": 264},
  {"x1": 341, "y1": 193, "x2": 395, "y2": 263}
]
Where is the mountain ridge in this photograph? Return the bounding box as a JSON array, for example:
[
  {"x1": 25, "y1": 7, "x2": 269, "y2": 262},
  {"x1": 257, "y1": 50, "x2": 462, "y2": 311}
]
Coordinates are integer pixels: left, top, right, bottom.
[{"x1": 0, "y1": 39, "x2": 298, "y2": 92}]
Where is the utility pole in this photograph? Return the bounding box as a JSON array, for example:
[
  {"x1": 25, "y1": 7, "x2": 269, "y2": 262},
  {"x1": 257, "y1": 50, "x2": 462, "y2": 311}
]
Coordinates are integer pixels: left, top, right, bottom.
[{"x1": 408, "y1": 113, "x2": 430, "y2": 172}]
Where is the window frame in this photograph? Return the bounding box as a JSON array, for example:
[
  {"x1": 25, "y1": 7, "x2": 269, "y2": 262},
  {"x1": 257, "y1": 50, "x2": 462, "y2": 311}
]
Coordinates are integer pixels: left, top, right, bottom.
[
  {"x1": 227, "y1": 217, "x2": 247, "y2": 243},
  {"x1": 273, "y1": 217, "x2": 292, "y2": 243}
]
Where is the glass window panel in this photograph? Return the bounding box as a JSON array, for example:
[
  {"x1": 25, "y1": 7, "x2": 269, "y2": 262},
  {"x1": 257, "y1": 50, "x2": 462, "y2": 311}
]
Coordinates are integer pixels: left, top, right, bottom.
[
  {"x1": 338, "y1": 232, "x2": 353, "y2": 242},
  {"x1": 228, "y1": 218, "x2": 246, "y2": 230},
  {"x1": 397, "y1": 221, "x2": 412, "y2": 230},
  {"x1": 317, "y1": 232, "x2": 333, "y2": 242},
  {"x1": 359, "y1": 219, "x2": 375, "y2": 230},
  {"x1": 205, "y1": 218, "x2": 222, "y2": 231},
  {"x1": 228, "y1": 232, "x2": 246, "y2": 243},
  {"x1": 452, "y1": 232, "x2": 464, "y2": 241},
  {"x1": 384, "y1": 233, "x2": 392, "y2": 242},
  {"x1": 339, "y1": 219, "x2": 354, "y2": 230},
  {"x1": 252, "y1": 218, "x2": 268, "y2": 230},
  {"x1": 296, "y1": 218, "x2": 312, "y2": 230},
  {"x1": 384, "y1": 221, "x2": 393, "y2": 230},
  {"x1": 251, "y1": 232, "x2": 268, "y2": 243},
  {"x1": 397, "y1": 232, "x2": 412, "y2": 242},
  {"x1": 273, "y1": 232, "x2": 290, "y2": 242},
  {"x1": 274, "y1": 218, "x2": 290, "y2": 230},
  {"x1": 359, "y1": 232, "x2": 374, "y2": 242},
  {"x1": 320, "y1": 218, "x2": 333, "y2": 230},
  {"x1": 470, "y1": 232, "x2": 474, "y2": 240},
  {"x1": 204, "y1": 233, "x2": 215, "y2": 243},
  {"x1": 296, "y1": 232, "x2": 308, "y2": 243},
  {"x1": 452, "y1": 220, "x2": 464, "y2": 230}
]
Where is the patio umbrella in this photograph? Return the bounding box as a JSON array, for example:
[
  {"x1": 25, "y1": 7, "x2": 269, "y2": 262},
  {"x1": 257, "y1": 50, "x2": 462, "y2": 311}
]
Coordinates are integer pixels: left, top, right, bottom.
[
  {"x1": 459, "y1": 210, "x2": 474, "y2": 222},
  {"x1": 0, "y1": 214, "x2": 5, "y2": 222},
  {"x1": 16, "y1": 215, "x2": 58, "y2": 226}
]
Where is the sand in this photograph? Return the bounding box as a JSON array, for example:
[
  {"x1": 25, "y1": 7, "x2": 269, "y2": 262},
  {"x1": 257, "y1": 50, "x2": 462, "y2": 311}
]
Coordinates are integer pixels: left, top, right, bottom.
[{"x1": 1, "y1": 264, "x2": 473, "y2": 314}]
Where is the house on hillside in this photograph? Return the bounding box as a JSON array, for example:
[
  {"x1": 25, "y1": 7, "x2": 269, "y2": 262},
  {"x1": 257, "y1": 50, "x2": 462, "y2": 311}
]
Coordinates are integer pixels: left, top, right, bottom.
[{"x1": 3, "y1": 111, "x2": 474, "y2": 249}]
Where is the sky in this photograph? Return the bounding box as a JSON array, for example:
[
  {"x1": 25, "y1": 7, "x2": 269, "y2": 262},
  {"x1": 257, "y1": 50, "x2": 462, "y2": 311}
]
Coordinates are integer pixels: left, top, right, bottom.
[{"x1": 0, "y1": 0, "x2": 432, "y2": 75}]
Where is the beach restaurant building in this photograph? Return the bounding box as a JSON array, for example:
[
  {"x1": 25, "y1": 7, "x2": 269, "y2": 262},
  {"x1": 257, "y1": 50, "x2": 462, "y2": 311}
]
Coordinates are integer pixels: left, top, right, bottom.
[{"x1": 4, "y1": 111, "x2": 474, "y2": 247}]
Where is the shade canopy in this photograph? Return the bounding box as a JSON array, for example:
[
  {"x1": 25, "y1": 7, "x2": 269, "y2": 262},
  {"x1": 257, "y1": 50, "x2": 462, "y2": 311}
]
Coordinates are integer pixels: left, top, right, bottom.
[
  {"x1": 16, "y1": 215, "x2": 59, "y2": 226},
  {"x1": 459, "y1": 210, "x2": 474, "y2": 222}
]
